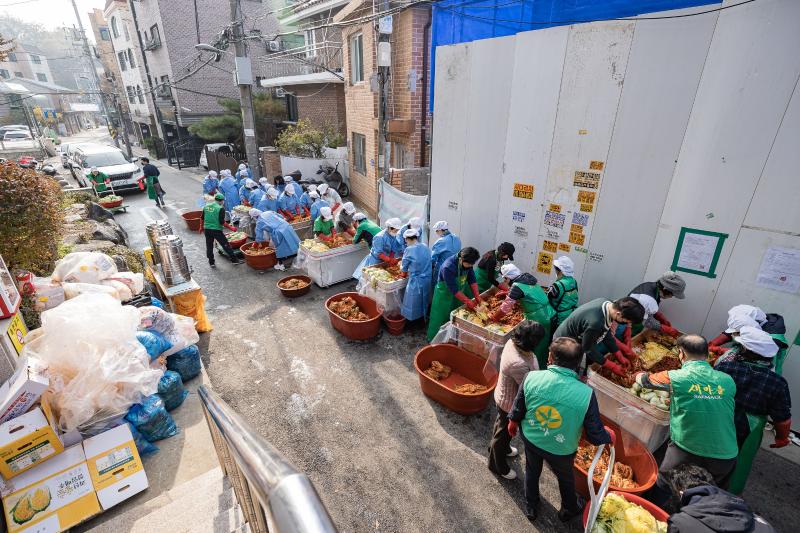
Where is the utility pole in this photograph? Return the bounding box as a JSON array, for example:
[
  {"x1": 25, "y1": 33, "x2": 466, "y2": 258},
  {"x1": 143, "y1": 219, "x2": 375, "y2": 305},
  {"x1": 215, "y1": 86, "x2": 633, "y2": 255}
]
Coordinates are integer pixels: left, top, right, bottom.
[
  {"x1": 229, "y1": 0, "x2": 261, "y2": 179},
  {"x1": 111, "y1": 93, "x2": 133, "y2": 159},
  {"x1": 377, "y1": 10, "x2": 392, "y2": 183},
  {"x1": 70, "y1": 0, "x2": 118, "y2": 147}
]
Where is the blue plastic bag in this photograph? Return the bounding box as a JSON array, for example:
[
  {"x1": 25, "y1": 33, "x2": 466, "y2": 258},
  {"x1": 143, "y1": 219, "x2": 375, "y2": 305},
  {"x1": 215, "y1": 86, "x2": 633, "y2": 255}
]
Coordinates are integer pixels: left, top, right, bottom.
[
  {"x1": 125, "y1": 394, "x2": 178, "y2": 442},
  {"x1": 136, "y1": 331, "x2": 172, "y2": 361},
  {"x1": 157, "y1": 370, "x2": 188, "y2": 411},
  {"x1": 167, "y1": 345, "x2": 201, "y2": 381},
  {"x1": 150, "y1": 296, "x2": 165, "y2": 309},
  {"x1": 127, "y1": 422, "x2": 158, "y2": 456}
]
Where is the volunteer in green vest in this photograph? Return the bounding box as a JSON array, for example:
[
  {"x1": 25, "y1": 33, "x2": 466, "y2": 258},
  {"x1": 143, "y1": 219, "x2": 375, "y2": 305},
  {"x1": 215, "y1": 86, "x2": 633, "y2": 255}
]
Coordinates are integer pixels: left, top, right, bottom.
[
  {"x1": 626, "y1": 271, "x2": 686, "y2": 338},
  {"x1": 507, "y1": 336, "x2": 614, "y2": 523},
  {"x1": 547, "y1": 256, "x2": 578, "y2": 327},
  {"x1": 426, "y1": 247, "x2": 481, "y2": 341},
  {"x1": 352, "y1": 212, "x2": 381, "y2": 247},
  {"x1": 203, "y1": 193, "x2": 242, "y2": 267},
  {"x1": 490, "y1": 263, "x2": 555, "y2": 369},
  {"x1": 635, "y1": 334, "x2": 738, "y2": 497},
  {"x1": 86, "y1": 166, "x2": 110, "y2": 195},
  {"x1": 313, "y1": 206, "x2": 336, "y2": 243},
  {"x1": 553, "y1": 297, "x2": 644, "y2": 376},
  {"x1": 474, "y1": 242, "x2": 515, "y2": 293}
]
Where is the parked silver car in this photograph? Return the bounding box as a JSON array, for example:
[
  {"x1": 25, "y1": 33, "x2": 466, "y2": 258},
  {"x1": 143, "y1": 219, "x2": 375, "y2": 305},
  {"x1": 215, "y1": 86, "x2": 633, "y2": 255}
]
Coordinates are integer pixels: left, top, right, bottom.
[{"x1": 69, "y1": 145, "x2": 143, "y2": 191}]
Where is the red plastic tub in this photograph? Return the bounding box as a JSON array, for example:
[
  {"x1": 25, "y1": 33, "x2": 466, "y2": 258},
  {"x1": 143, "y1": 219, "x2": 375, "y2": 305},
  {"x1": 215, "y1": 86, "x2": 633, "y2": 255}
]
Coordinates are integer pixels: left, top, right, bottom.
[
  {"x1": 414, "y1": 344, "x2": 498, "y2": 415},
  {"x1": 574, "y1": 419, "x2": 658, "y2": 499},
  {"x1": 240, "y1": 242, "x2": 277, "y2": 270},
  {"x1": 181, "y1": 210, "x2": 203, "y2": 232},
  {"x1": 99, "y1": 198, "x2": 123, "y2": 209},
  {"x1": 277, "y1": 275, "x2": 312, "y2": 297},
  {"x1": 383, "y1": 312, "x2": 406, "y2": 335},
  {"x1": 582, "y1": 491, "x2": 669, "y2": 527},
  {"x1": 325, "y1": 292, "x2": 382, "y2": 340}
]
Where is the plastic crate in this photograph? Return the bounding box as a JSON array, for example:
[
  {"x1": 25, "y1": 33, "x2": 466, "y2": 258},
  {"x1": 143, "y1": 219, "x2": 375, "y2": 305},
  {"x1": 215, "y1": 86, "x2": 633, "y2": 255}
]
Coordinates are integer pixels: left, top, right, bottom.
[
  {"x1": 587, "y1": 368, "x2": 670, "y2": 452},
  {"x1": 449, "y1": 286, "x2": 519, "y2": 345},
  {"x1": 305, "y1": 246, "x2": 368, "y2": 287},
  {"x1": 361, "y1": 263, "x2": 408, "y2": 291},
  {"x1": 300, "y1": 241, "x2": 366, "y2": 258}
]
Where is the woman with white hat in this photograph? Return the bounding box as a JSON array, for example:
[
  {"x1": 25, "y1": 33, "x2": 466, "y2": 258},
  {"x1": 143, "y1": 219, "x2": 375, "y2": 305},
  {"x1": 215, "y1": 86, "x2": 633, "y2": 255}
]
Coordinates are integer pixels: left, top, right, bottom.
[
  {"x1": 313, "y1": 206, "x2": 336, "y2": 243},
  {"x1": 547, "y1": 256, "x2": 579, "y2": 328},
  {"x1": 399, "y1": 228, "x2": 432, "y2": 322},
  {"x1": 235, "y1": 163, "x2": 252, "y2": 185},
  {"x1": 429, "y1": 220, "x2": 461, "y2": 281},
  {"x1": 317, "y1": 182, "x2": 342, "y2": 212},
  {"x1": 203, "y1": 170, "x2": 219, "y2": 196},
  {"x1": 336, "y1": 202, "x2": 358, "y2": 235},
  {"x1": 352, "y1": 218, "x2": 404, "y2": 280},
  {"x1": 308, "y1": 190, "x2": 330, "y2": 223},
  {"x1": 352, "y1": 212, "x2": 380, "y2": 247},
  {"x1": 396, "y1": 217, "x2": 425, "y2": 251},
  {"x1": 278, "y1": 183, "x2": 303, "y2": 221}
]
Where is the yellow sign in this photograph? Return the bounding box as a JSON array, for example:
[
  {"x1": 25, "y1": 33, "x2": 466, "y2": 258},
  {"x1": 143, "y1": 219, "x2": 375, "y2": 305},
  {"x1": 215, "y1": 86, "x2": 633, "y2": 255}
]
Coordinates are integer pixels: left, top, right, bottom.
[
  {"x1": 570, "y1": 223, "x2": 584, "y2": 234},
  {"x1": 577, "y1": 190, "x2": 597, "y2": 204},
  {"x1": 589, "y1": 160, "x2": 605, "y2": 171},
  {"x1": 7, "y1": 312, "x2": 27, "y2": 356},
  {"x1": 537, "y1": 252, "x2": 553, "y2": 275},
  {"x1": 542, "y1": 240, "x2": 557, "y2": 253},
  {"x1": 534, "y1": 405, "x2": 562, "y2": 429},
  {"x1": 513, "y1": 183, "x2": 534, "y2": 200},
  {"x1": 548, "y1": 203, "x2": 561, "y2": 213},
  {"x1": 558, "y1": 243, "x2": 571, "y2": 252},
  {"x1": 568, "y1": 231, "x2": 585, "y2": 246},
  {"x1": 580, "y1": 203, "x2": 594, "y2": 213}
]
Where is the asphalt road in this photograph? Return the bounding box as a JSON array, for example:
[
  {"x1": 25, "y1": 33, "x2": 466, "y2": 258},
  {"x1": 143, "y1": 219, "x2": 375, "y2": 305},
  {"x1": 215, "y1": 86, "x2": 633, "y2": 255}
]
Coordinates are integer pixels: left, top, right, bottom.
[{"x1": 84, "y1": 139, "x2": 798, "y2": 532}]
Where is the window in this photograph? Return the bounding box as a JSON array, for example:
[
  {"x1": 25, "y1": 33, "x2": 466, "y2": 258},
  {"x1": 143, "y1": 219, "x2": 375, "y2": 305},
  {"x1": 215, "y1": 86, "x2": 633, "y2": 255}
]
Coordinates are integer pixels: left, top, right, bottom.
[
  {"x1": 123, "y1": 23, "x2": 130, "y2": 41},
  {"x1": 158, "y1": 75, "x2": 170, "y2": 98},
  {"x1": 285, "y1": 93, "x2": 298, "y2": 121},
  {"x1": 99, "y1": 27, "x2": 110, "y2": 41},
  {"x1": 150, "y1": 25, "x2": 160, "y2": 45},
  {"x1": 352, "y1": 132, "x2": 366, "y2": 174},
  {"x1": 14, "y1": 72, "x2": 22, "y2": 77},
  {"x1": 30, "y1": 54, "x2": 41, "y2": 64},
  {"x1": 127, "y1": 49, "x2": 135, "y2": 68},
  {"x1": 111, "y1": 16, "x2": 119, "y2": 38},
  {"x1": 126, "y1": 86, "x2": 135, "y2": 104},
  {"x1": 36, "y1": 73, "x2": 47, "y2": 82},
  {"x1": 136, "y1": 85, "x2": 144, "y2": 104},
  {"x1": 304, "y1": 29, "x2": 316, "y2": 58},
  {"x1": 7, "y1": 52, "x2": 16, "y2": 62},
  {"x1": 117, "y1": 51, "x2": 127, "y2": 71},
  {"x1": 0, "y1": 69, "x2": 8, "y2": 79},
  {"x1": 349, "y1": 33, "x2": 363, "y2": 84}
]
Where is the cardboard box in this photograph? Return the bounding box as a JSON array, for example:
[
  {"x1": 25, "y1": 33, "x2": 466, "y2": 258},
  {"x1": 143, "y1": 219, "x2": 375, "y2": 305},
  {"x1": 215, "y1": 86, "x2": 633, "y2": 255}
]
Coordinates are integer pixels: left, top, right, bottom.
[
  {"x1": 0, "y1": 358, "x2": 48, "y2": 424},
  {"x1": 83, "y1": 424, "x2": 148, "y2": 510},
  {"x1": 0, "y1": 408, "x2": 64, "y2": 480},
  {"x1": 1, "y1": 444, "x2": 101, "y2": 532}
]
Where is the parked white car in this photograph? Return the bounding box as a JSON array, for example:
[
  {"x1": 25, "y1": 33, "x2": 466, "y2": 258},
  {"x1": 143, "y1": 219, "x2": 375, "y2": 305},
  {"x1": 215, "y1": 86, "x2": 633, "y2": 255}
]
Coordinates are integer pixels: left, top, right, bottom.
[
  {"x1": 70, "y1": 145, "x2": 142, "y2": 191},
  {"x1": 199, "y1": 143, "x2": 234, "y2": 170}
]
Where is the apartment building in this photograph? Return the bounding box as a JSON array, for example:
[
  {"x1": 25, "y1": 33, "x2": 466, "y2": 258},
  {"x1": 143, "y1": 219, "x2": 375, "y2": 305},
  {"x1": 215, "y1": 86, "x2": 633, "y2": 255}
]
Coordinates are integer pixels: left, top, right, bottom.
[
  {"x1": 0, "y1": 43, "x2": 54, "y2": 84},
  {"x1": 338, "y1": 0, "x2": 432, "y2": 213}
]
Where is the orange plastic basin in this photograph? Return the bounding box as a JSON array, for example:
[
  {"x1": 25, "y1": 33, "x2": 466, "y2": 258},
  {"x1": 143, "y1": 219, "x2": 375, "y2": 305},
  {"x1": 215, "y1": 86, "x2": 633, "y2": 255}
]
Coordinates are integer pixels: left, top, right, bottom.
[
  {"x1": 181, "y1": 210, "x2": 203, "y2": 232},
  {"x1": 414, "y1": 344, "x2": 498, "y2": 415},
  {"x1": 240, "y1": 242, "x2": 277, "y2": 270},
  {"x1": 582, "y1": 491, "x2": 669, "y2": 527},
  {"x1": 277, "y1": 275, "x2": 312, "y2": 297},
  {"x1": 325, "y1": 292, "x2": 382, "y2": 340}
]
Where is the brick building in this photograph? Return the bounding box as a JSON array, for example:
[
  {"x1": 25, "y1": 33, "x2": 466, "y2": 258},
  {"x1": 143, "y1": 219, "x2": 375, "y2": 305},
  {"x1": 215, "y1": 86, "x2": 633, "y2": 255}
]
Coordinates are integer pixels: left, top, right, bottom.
[{"x1": 337, "y1": 1, "x2": 432, "y2": 214}]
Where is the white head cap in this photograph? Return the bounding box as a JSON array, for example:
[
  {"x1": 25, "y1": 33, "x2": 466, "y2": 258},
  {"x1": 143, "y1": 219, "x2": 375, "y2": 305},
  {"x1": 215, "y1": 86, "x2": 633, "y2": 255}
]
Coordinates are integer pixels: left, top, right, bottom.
[
  {"x1": 208, "y1": 170, "x2": 218, "y2": 178},
  {"x1": 238, "y1": 163, "x2": 247, "y2": 171},
  {"x1": 307, "y1": 184, "x2": 317, "y2": 192},
  {"x1": 320, "y1": 206, "x2": 333, "y2": 220},
  {"x1": 259, "y1": 177, "x2": 269, "y2": 185},
  {"x1": 630, "y1": 293, "x2": 659, "y2": 320},
  {"x1": 432, "y1": 220, "x2": 448, "y2": 231},
  {"x1": 725, "y1": 313, "x2": 760, "y2": 334},
  {"x1": 221, "y1": 169, "x2": 232, "y2": 177},
  {"x1": 403, "y1": 228, "x2": 420, "y2": 239},
  {"x1": 728, "y1": 304, "x2": 767, "y2": 326},
  {"x1": 245, "y1": 178, "x2": 257, "y2": 189},
  {"x1": 284, "y1": 175, "x2": 294, "y2": 183},
  {"x1": 267, "y1": 188, "x2": 278, "y2": 199},
  {"x1": 285, "y1": 183, "x2": 295, "y2": 195},
  {"x1": 385, "y1": 217, "x2": 403, "y2": 230},
  {"x1": 734, "y1": 326, "x2": 778, "y2": 358},
  {"x1": 342, "y1": 202, "x2": 356, "y2": 214},
  {"x1": 91, "y1": 166, "x2": 98, "y2": 172},
  {"x1": 553, "y1": 256, "x2": 575, "y2": 276},
  {"x1": 318, "y1": 183, "x2": 329, "y2": 194},
  {"x1": 249, "y1": 208, "x2": 262, "y2": 218},
  {"x1": 408, "y1": 216, "x2": 422, "y2": 229},
  {"x1": 353, "y1": 212, "x2": 366, "y2": 222},
  {"x1": 309, "y1": 191, "x2": 320, "y2": 199},
  {"x1": 500, "y1": 263, "x2": 522, "y2": 280}
]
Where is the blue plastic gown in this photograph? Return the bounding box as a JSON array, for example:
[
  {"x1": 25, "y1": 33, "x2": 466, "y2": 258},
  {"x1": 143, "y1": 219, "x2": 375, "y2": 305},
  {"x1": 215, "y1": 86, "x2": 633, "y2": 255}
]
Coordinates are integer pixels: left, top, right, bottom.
[
  {"x1": 202, "y1": 177, "x2": 219, "y2": 195},
  {"x1": 395, "y1": 223, "x2": 427, "y2": 251},
  {"x1": 249, "y1": 188, "x2": 265, "y2": 207},
  {"x1": 310, "y1": 198, "x2": 330, "y2": 223},
  {"x1": 352, "y1": 229, "x2": 403, "y2": 280},
  {"x1": 279, "y1": 189, "x2": 301, "y2": 214},
  {"x1": 299, "y1": 192, "x2": 312, "y2": 208},
  {"x1": 235, "y1": 168, "x2": 252, "y2": 185},
  {"x1": 254, "y1": 211, "x2": 301, "y2": 259},
  {"x1": 255, "y1": 195, "x2": 279, "y2": 213},
  {"x1": 400, "y1": 243, "x2": 432, "y2": 321},
  {"x1": 218, "y1": 176, "x2": 240, "y2": 213},
  {"x1": 430, "y1": 231, "x2": 461, "y2": 279}
]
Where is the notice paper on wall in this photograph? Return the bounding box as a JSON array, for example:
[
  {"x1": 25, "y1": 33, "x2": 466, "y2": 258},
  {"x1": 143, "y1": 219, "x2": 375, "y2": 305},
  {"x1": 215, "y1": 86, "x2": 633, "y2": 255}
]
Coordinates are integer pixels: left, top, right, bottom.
[
  {"x1": 756, "y1": 246, "x2": 800, "y2": 294},
  {"x1": 671, "y1": 227, "x2": 728, "y2": 278}
]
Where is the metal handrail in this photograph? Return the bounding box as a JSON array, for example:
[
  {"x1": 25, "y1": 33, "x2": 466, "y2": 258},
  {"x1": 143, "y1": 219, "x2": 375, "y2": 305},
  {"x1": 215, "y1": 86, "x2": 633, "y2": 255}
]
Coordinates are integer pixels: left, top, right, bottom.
[{"x1": 198, "y1": 385, "x2": 337, "y2": 533}]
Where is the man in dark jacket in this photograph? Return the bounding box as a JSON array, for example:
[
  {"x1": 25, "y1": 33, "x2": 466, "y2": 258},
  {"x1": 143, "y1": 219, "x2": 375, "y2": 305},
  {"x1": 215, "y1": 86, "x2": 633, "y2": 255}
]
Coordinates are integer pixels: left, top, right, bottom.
[{"x1": 665, "y1": 464, "x2": 775, "y2": 532}]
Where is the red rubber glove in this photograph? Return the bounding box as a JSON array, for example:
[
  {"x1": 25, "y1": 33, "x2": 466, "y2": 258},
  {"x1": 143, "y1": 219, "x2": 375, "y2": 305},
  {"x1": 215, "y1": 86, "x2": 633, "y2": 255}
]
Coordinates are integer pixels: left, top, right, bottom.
[
  {"x1": 378, "y1": 253, "x2": 393, "y2": 264},
  {"x1": 661, "y1": 325, "x2": 680, "y2": 337},
  {"x1": 399, "y1": 271, "x2": 408, "y2": 278},
  {"x1": 455, "y1": 291, "x2": 477, "y2": 310},
  {"x1": 495, "y1": 290, "x2": 509, "y2": 299},
  {"x1": 223, "y1": 223, "x2": 237, "y2": 232},
  {"x1": 709, "y1": 345, "x2": 727, "y2": 355},
  {"x1": 303, "y1": 207, "x2": 311, "y2": 217},
  {"x1": 602, "y1": 359, "x2": 626, "y2": 377},
  {"x1": 318, "y1": 233, "x2": 332, "y2": 243},
  {"x1": 612, "y1": 350, "x2": 631, "y2": 368},
  {"x1": 490, "y1": 310, "x2": 505, "y2": 322},
  {"x1": 709, "y1": 332, "x2": 732, "y2": 347},
  {"x1": 604, "y1": 426, "x2": 617, "y2": 447},
  {"x1": 654, "y1": 311, "x2": 672, "y2": 327},
  {"x1": 470, "y1": 283, "x2": 481, "y2": 302},
  {"x1": 507, "y1": 420, "x2": 519, "y2": 438},
  {"x1": 498, "y1": 283, "x2": 510, "y2": 291},
  {"x1": 615, "y1": 337, "x2": 635, "y2": 358},
  {"x1": 332, "y1": 203, "x2": 341, "y2": 212},
  {"x1": 346, "y1": 228, "x2": 356, "y2": 236},
  {"x1": 771, "y1": 419, "x2": 792, "y2": 448}
]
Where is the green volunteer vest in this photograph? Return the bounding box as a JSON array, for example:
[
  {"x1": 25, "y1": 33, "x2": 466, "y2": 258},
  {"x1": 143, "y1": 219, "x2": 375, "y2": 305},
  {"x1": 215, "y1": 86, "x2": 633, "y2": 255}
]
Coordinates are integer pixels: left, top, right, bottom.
[
  {"x1": 203, "y1": 202, "x2": 223, "y2": 231},
  {"x1": 475, "y1": 251, "x2": 502, "y2": 292},
  {"x1": 770, "y1": 333, "x2": 788, "y2": 375},
  {"x1": 550, "y1": 276, "x2": 578, "y2": 325},
  {"x1": 515, "y1": 282, "x2": 556, "y2": 369},
  {"x1": 314, "y1": 217, "x2": 334, "y2": 235},
  {"x1": 668, "y1": 360, "x2": 738, "y2": 459},
  {"x1": 520, "y1": 366, "x2": 592, "y2": 455}
]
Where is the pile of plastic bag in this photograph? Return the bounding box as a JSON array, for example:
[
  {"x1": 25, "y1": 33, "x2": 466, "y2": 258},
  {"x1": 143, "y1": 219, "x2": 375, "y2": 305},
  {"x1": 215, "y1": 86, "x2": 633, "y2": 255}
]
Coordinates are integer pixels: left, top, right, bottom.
[
  {"x1": 158, "y1": 371, "x2": 187, "y2": 411},
  {"x1": 125, "y1": 394, "x2": 177, "y2": 442}
]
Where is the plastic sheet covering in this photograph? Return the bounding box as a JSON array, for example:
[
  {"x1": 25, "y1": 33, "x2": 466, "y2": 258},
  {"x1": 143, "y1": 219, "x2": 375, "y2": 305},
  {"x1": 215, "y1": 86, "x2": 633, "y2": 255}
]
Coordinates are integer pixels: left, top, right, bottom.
[
  {"x1": 166, "y1": 345, "x2": 201, "y2": 382},
  {"x1": 125, "y1": 394, "x2": 178, "y2": 442},
  {"x1": 356, "y1": 275, "x2": 404, "y2": 315},
  {"x1": 150, "y1": 296, "x2": 165, "y2": 309},
  {"x1": 62, "y1": 282, "x2": 118, "y2": 300},
  {"x1": 157, "y1": 370, "x2": 188, "y2": 411},
  {"x1": 52, "y1": 252, "x2": 118, "y2": 284},
  {"x1": 430, "y1": 320, "x2": 505, "y2": 367},
  {"x1": 138, "y1": 306, "x2": 201, "y2": 353},
  {"x1": 24, "y1": 293, "x2": 164, "y2": 432},
  {"x1": 127, "y1": 422, "x2": 158, "y2": 456},
  {"x1": 136, "y1": 331, "x2": 173, "y2": 361},
  {"x1": 378, "y1": 180, "x2": 428, "y2": 233},
  {"x1": 107, "y1": 272, "x2": 145, "y2": 295}
]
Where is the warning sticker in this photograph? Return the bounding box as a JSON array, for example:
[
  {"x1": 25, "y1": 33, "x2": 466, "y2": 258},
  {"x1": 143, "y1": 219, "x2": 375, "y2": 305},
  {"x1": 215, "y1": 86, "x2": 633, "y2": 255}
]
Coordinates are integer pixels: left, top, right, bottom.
[
  {"x1": 542, "y1": 240, "x2": 557, "y2": 253},
  {"x1": 589, "y1": 161, "x2": 605, "y2": 171},
  {"x1": 577, "y1": 190, "x2": 596, "y2": 204},
  {"x1": 580, "y1": 203, "x2": 594, "y2": 213},
  {"x1": 558, "y1": 243, "x2": 571, "y2": 252},
  {"x1": 570, "y1": 224, "x2": 584, "y2": 234},
  {"x1": 448, "y1": 201, "x2": 459, "y2": 210},
  {"x1": 512, "y1": 211, "x2": 526, "y2": 222},
  {"x1": 548, "y1": 203, "x2": 561, "y2": 213},
  {"x1": 574, "y1": 171, "x2": 601, "y2": 189},
  {"x1": 569, "y1": 231, "x2": 585, "y2": 246},
  {"x1": 572, "y1": 212, "x2": 590, "y2": 226},
  {"x1": 513, "y1": 183, "x2": 534, "y2": 200},
  {"x1": 537, "y1": 252, "x2": 553, "y2": 275},
  {"x1": 544, "y1": 210, "x2": 566, "y2": 229}
]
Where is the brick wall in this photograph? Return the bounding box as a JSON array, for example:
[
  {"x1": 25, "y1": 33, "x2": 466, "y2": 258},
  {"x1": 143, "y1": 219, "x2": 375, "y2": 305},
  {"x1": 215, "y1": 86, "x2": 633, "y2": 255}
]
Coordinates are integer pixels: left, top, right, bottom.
[
  {"x1": 389, "y1": 167, "x2": 429, "y2": 196},
  {"x1": 292, "y1": 83, "x2": 347, "y2": 136}
]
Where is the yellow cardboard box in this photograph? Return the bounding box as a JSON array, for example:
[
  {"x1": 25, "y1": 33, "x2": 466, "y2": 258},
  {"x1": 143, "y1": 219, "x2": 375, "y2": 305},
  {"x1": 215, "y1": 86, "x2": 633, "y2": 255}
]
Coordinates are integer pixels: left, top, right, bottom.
[
  {"x1": 83, "y1": 424, "x2": 148, "y2": 510},
  {"x1": 1, "y1": 444, "x2": 101, "y2": 532},
  {"x1": 0, "y1": 408, "x2": 63, "y2": 480}
]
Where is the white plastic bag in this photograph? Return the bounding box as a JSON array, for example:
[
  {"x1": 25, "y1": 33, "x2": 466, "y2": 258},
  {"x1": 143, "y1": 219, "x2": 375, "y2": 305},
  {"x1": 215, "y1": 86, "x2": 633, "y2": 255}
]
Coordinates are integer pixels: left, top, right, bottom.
[
  {"x1": 108, "y1": 272, "x2": 145, "y2": 295},
  {"x1": 101, "y1": 279, "x2": 133, "y2": 301},
  {"x1": 32, "y1": 276, "x2": 65, "y2": 312},
  {"x1": 52, "y1": 252, "x2": 118, "y2": 284},
  {"x1": 63, "y1": 282, "x2": 119, "y2": 300},
  {"x1": 138, "y1": 306, "x2": 199, "y2": 356}
]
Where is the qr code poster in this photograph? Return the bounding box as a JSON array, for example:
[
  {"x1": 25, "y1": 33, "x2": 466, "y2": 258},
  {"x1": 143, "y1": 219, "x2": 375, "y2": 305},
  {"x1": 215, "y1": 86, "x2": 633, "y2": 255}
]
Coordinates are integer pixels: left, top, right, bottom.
[
  {"x1": 543, "y1": 210, "x2": 566, "y2": 229},
  {"x1": 572, "y1": 212, "x2": 590, "y2": 226},
  {"x1": 537, "y1": 252, "x2": 553, "y2": 275},
  {"x1": 573, "y1": 171, "x2": 601, "y2": 189},
  {"x1": 577, "y1": 190, "x2": 596, "y2": 204},
  {"x1": 542, "y1": 240, "x2": 558, "y2": 253}
]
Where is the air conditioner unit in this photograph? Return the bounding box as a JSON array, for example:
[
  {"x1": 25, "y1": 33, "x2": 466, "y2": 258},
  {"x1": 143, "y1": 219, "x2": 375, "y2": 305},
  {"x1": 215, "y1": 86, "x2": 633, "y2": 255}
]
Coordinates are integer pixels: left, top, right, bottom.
[
  {"x1": 268, "y1": 40, "x2": 281, "y2": 52},
  {"x1": 275, "y1": 87, "x2": 286, "y2": 98}
]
